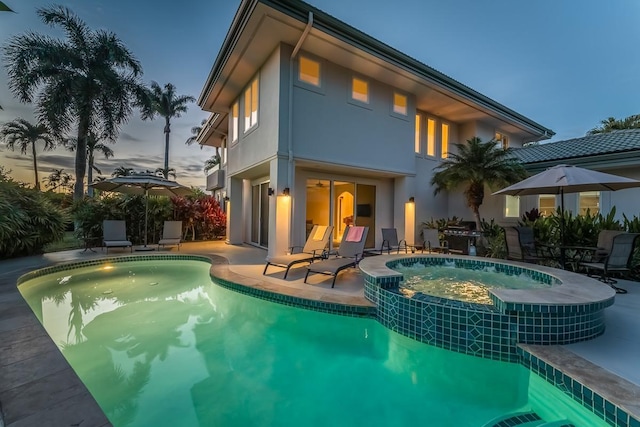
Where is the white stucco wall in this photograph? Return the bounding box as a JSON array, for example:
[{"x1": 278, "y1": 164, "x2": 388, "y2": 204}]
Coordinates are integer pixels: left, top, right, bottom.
[{"x1": 290, "y1": 50, "x2": 416, "y2": 175}]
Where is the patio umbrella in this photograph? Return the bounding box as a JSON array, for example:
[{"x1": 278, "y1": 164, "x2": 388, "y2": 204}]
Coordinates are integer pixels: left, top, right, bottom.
[
  {"x1": 493, "y1": 164, "x2": 640, "y2": 266},
  {"x1": 90, "y1": 174, "x2": 193, "y2": 250}
]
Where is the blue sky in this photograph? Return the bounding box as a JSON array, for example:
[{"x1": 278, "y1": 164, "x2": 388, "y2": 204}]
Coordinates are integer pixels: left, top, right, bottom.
[{"x1": 2, "y1": 0, "x2": 640, "y2": 188}]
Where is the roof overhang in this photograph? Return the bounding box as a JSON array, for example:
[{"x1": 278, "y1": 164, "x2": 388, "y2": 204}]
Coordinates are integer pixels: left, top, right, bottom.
[{"x1": 199, "y1": 0, "x2": 554, "y2": 146}]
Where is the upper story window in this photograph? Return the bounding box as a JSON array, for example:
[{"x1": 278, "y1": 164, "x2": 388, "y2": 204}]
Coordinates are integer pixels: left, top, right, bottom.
[
  {"x1": 393, "y1": 92, "x2": 407, "y2": 116},
  {"x1": 230, "y1": 101, "x2": 239, "y2": 142},
  {"x1": 505, "y1": 195, "x2": 520, "y2": 218},
  {"x1": 579, "y1": 191, "x2": 600, "y2": 215},
  {"x1": 351, "y1": 77, "x2": 369, "y2": 103},
  {"x1": 427, "y1": 118, "x2": 436, "y2": 157},
  {"x1": 414, "y1": 115, "x2": 421, "y2": 154},
  {"x1": 495, "y1": 132, "x2": 509, "y2": 149},
  {"x1": 539, "y1": 195, "x2": 556, "y2": 217},
  {"x1": 244, "y1": 77, "x2": 259, "y2": 132},
  {"x1": 441, "y1": 123, "x2": 449, "y2": 158},
  {"x1": 299, "y1": 56, "x2": 320, "y2": 87}
]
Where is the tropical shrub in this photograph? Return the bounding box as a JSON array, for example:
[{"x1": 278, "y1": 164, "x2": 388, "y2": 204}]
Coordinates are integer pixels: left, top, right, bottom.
[{"x1": 0, "y1": 179, "x2": 69, "y2": 258}]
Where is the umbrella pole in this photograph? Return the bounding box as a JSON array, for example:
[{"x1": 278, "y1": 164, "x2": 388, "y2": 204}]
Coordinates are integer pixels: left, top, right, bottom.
[
  {"x1": 136, "y1": 188, "x2": 155, "y2": 251},
  {"x1": 560, "y1": 189, "x2": 565, "y2": 269}
]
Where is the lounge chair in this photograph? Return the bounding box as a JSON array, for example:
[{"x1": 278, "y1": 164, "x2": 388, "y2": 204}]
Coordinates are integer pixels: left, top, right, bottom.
[
  {"x1": 304, "y1": 225, "x2": 369, "y2": 288},
  {"x1": 102, "y1": 220, "x2": 132, "y2": 253},
  {"x1": 379, "y1": 228, "x2": 407, "y2": 254},
  {"x1": 263, "y1": 225, "x2": 333, "y2": 279},
  {"x1": 158, "y1": 221, "x2": 182, "y2": 250},
  {"x1": 504, "y1": 226, "x2": 553, "y2": 265},
  {"x1": 580, "y1": 232, "x2": 640, "y2": 293},
  {"x1": 421, "y1": 228, "x2": 449, "y2": 253}
]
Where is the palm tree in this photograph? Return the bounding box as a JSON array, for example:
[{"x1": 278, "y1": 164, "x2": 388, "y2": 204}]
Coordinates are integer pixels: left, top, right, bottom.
[
  {"x1": 431, "y1": 137, "x2": 527, "y2": 231},
  {"x1": 44, "y1": 168, "x2": 73, "y2": 193},
  {"x1": 587, "y1": 114, "x2": 640, "y2": 135},
  {"x1": 65, "y1": 132, "x2": 114, "y2": 197},
  {"x1": 204, "y1": 154, "x2": 221, "y2": 173},
  {"x1": 111, "y1": 166, "x2": 135, "y2": 177},
  {"x1": 154, "y1": 167, "x2": 176, "y2": 179},
  {"x1": 0, "y1": 2, "x2": 13, "y2": 12},
  {"x1": 185, "y1": 119, "x2": 206, "y2": 147},
  {"x1": 0, "y1": 118, "x2": 56, "y2": 190},
  {"x1": 143, "y1": 82, "x2": 195, "y2": 178},
  {"x1": 3, "y1": 5, "x2": 149, "y2": 200}
]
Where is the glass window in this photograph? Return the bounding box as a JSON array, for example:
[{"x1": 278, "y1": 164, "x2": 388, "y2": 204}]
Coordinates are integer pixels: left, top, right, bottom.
[
  {"x1": 579, "y1": 191, "x2": 600, "y2": 215},
  {"x1": 393, "y1": 92, "x2": 407, "y2": 115},
  {"x1": 230, "y1": 102, "x2": 239, "y2": 142},
  {"x1": 441, "y1": 123, "x2": 449, "y2": 158},
  {"x1": 495, "y1": 132, "x2": 509, "y2": 149},
  {"x1": 414, "y1": 115, "x2": 421, "y2": 153},
  {"x1": 539, "y1": 195, "x2": 556, "y2": 217},
  {"x1": 427, "y1": 118, "x2": 436, "y2": 156},
  {"x1": 352, "y1": 77, "x2": 369, "y2": 103},
  {"x1": 244, "y1": 77, "x2": 258, "y2": 131},
  {"x1": 505, "y1": 195, "x2": 520, "y2": 218},
  {"x1": 299, "y1": 56, "x2": 320, "y2": 86}
]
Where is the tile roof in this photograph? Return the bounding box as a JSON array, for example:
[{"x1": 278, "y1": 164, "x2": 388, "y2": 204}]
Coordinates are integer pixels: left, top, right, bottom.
[{"x1": 511, "y1": 129, "x2": 640, "y2": 164}]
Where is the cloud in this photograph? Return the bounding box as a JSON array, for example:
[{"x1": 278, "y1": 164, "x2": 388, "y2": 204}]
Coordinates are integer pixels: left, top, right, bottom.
[
  {"x1": 38, "y1": 154, "x2": 77, "y2": 171},
  {"x1": 119, "y1": 132, "x2": 144, "y2": 142}
]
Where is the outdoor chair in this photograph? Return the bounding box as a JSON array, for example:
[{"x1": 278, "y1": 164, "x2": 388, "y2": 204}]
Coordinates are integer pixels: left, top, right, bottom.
[
  {"x1": 102, "y1": 220, "x2": 133, "y2": 253},
  {"x1": 580, "y1": 232, "x2": 640, "y2": 294},
  {"x1": 421, "y1": 228, "x2": 449, "y2": 253},
  {"x1": 589, "y1": 230, "x2": 624, "y2": 263},
  {"x1": 504, "y1": 226, "x2": 553, "y2": 265},
  {"x1": 304, "y1": 225, "x2": 369, "y2": 288},
  {"x1": 158, "y1": 221, "x2": 183, "y2": 250},
  {"x1": 379, "y1": 228, "x2": 408, "y2": 254},
  {"x1": 264, "y1": 225, "x2": 333, "y2": 279}
]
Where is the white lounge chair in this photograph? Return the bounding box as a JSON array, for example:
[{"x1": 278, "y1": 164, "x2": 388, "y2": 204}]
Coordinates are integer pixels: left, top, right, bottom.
[
  {"x1": 102, "y1": 220, "x2": 132, "y2": 253},
  {"x1": 264, "y1": 225, "x2": 333, "y2": 279},
  {"x1": 304, "y1": 225, "x2": 369, "y2": 288},
  {"x1": 158, "y1": 221, "x2": 182, "y2": 250}
]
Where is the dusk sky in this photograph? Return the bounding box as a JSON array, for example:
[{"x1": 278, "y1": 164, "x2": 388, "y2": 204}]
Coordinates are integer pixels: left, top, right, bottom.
[{"x1": 1, "y1": 0, "x2": 640, "y2": 189}]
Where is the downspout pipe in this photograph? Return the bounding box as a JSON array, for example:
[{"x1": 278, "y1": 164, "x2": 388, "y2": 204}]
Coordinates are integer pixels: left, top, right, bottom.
[{"x1": 287, "y1": 12, "x2": 313, "y2": 246}]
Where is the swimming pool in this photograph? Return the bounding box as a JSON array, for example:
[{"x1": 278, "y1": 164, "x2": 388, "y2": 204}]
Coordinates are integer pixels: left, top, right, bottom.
[
  {"x1": 394, "y1": 261, "x2": 552, "y2": 304},
  {"x1": 18, "y1": 258, "x2": 609, "y2": 426}
]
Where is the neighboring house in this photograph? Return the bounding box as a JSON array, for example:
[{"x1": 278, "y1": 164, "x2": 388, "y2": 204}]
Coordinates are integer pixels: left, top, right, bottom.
[
  {"x1": 501, "y1": 129, "x2": 640, "y2": 222},
  {"x1": 196, "y1": 0, "x2": 553, "y2": 257}
]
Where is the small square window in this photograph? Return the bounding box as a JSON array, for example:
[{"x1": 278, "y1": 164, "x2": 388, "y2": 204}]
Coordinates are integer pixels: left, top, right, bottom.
[
  {"x1": 495, "y1": 132, "x2": 509, "y2": 149},
  {"x1": 393, "y1": 92, "x2": 407, "y2": 115},
  {"x1": 352, "y1": 77, "x2": 369, "y2": 103},
  {"x1": 539, "y1": 195, "x2": 555, "y2": 217},
  {"x1": 505, "y1": 195, "x2": 520, "y2": 218},
  {"x1": 299, "y1": 56, "x2": 320, "y2": 86},
  {"x1": 243, "y1": 77, "x2": 259, "y2": 132},
  {"x1": 579, "y1": 191, "x2": 600, "y2": 215}
]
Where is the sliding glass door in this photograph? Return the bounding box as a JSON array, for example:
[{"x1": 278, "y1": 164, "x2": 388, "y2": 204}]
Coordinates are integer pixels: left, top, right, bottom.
[{"x1": 251, "y1": 182, "x2": 269, "y2": 247}]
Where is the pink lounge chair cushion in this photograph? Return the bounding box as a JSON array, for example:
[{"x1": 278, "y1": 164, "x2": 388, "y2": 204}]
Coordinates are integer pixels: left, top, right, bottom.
[{"x1": 346, "y1": 226, "x2": 365, "y2": 242}]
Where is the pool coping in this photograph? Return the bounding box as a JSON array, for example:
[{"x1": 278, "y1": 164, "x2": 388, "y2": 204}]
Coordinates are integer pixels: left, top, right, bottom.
[{"x1": 2, "y1": 249, "x2": 638, "y2": 427}]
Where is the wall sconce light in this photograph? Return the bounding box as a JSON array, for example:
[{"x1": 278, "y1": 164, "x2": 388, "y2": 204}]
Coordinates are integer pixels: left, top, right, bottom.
[
  {"x1": 409, "y1": 196, "x2": 415, "y2": 203},
  {"x1": 267, "y1": 187, "x2": 275, "y2": 196},
  {"x1": 223, "y1": 196, "x2": 229, "y2": 202},
  {"x1": 283, "y1": 187, "x2": 290, "y2": 196}
]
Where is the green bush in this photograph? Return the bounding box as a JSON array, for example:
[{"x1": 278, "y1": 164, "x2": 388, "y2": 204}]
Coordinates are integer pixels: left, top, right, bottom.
[{"x1": 0, "y1": 180, "x2": 70, "y2": 258}]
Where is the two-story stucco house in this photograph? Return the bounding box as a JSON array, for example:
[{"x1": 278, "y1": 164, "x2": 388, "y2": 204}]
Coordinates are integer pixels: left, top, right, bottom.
[{"x1": 196, "y1": 0, "x2": 554, "y2": 258}]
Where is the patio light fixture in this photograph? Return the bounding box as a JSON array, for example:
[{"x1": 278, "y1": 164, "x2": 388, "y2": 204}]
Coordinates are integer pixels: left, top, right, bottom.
[
  {"x1": 408, "y1": 196, "x2": 415, "y2": 203},
  {"x1": 268, "y1": 187, "x2": 275, "y2": 196},
  {"x1": 283, "y1": 187, "x2": 290, "y2": 196}
]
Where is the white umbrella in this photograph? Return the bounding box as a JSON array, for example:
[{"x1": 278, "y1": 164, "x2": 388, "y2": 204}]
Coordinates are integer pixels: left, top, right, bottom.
[
  {"x1": 90, "y1": 174, "x2": 193, "y2": 250},
  {"x1": 493, "y1": 164, "x2": 640, "y2": 267}
]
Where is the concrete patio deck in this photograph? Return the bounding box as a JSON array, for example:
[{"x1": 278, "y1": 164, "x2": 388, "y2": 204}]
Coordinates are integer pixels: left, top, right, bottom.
[{"x1": 1, "y1": 240, "x2": 639, "y2": 425}]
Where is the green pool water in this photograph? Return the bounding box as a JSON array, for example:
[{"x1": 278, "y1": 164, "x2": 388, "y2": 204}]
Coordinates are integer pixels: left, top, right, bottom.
[
  {"x1": 396, "y1": 263, "x2": 552, "y2": 304},
  {"x1": 19, "y1": 259, "x2": 607, "y2": 427}
]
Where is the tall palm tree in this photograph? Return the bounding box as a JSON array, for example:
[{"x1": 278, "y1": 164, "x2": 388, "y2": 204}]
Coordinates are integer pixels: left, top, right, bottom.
[
  {"x1": 0, "y1": 118, "x2": 56, "y2": 190},
  {"x1": 143, "y1": 82, "x2": 195, "y2": 178},
  {"x1": 44, "y1": 168, "x2": 73, "y2": 193},
  {"x1": 431, "y1": 137, "x2": 527, "y2": 231},
  {"x1": 3, "y1": 5, "x2": 149, "y2": 200},
  {"x1": 587, "y1": 114, "x2": 640, "y2": 135},
  {"x1": 65, "y1": 132, "x2": 114, "y2": 197}
]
